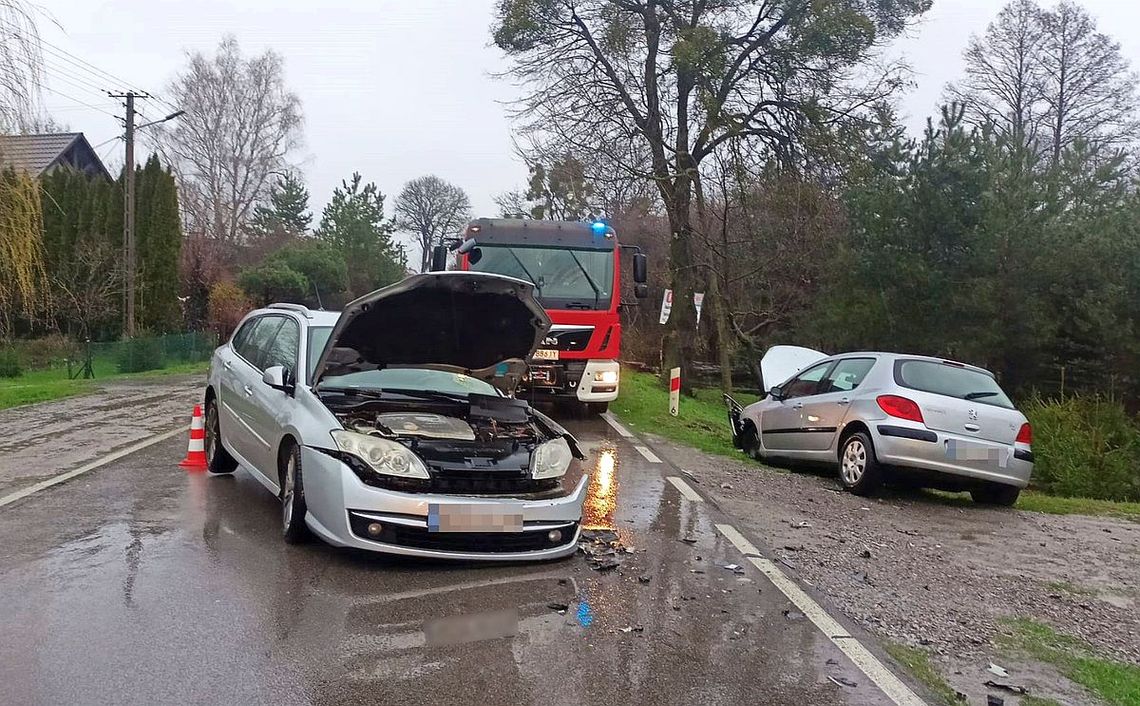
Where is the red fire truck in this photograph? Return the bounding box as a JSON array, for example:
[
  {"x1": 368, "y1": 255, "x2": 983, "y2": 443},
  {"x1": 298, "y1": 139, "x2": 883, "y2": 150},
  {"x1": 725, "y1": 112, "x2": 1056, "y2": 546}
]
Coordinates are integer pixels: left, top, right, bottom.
[{"x1": 432, "y1": 218, "x2": 648, "y2": 413}]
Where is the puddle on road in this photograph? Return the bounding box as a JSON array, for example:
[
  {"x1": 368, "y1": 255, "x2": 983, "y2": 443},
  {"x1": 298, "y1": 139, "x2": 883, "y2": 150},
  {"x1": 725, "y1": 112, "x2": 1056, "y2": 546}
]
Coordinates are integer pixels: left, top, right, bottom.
[{"x1": 582, "y1": 443, "x2": 619, "y2": 531}]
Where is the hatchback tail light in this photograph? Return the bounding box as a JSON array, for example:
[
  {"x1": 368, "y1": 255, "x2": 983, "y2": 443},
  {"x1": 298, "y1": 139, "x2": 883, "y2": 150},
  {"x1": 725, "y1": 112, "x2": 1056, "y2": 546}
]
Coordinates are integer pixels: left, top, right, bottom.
[
  {"x1": 876, "y1": 395, "x2": 924, "y2": 424},
  {"x1": 1016, "y1": 423, "x2": 1032, "y2": 445}
]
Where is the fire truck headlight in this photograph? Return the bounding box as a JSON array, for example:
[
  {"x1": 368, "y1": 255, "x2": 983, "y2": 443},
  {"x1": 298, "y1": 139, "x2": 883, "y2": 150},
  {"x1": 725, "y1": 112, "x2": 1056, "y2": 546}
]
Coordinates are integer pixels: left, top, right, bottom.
[{"x1": 594, "y1": 370, "x2": 619, "y2": 384}]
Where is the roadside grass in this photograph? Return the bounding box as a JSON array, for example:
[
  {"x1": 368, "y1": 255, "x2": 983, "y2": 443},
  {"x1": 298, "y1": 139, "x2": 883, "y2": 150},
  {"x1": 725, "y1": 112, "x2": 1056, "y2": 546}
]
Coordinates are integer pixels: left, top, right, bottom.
[
  {"x1": 611, "y1": 370, "x2": 761, "y2": 460},
  {"x1": 882, "y1": 642, "x2": 960, "y2": 705},
  {"x1": 1044, "y1": 580, "x2": 1096, "y2": 597},
  {"x1": 999, "y1": 619, "x2": 1140, "y2": 706},
  {"x1": 616, "y1": 371, "x2": 1140, "y2": 521},
  {"x1": 0, "y1": 360, "x2": 208, "y2": 410}
]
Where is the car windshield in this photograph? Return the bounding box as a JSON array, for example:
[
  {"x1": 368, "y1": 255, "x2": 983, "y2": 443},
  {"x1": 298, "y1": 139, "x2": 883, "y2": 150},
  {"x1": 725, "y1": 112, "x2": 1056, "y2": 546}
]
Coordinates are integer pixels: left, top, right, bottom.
[
  {"x1": 469, "y1": 244, "x2": 614, "y2": 310},
  {"x1": 895, "y1": 360, "x2": 1014, "y2": 409}
]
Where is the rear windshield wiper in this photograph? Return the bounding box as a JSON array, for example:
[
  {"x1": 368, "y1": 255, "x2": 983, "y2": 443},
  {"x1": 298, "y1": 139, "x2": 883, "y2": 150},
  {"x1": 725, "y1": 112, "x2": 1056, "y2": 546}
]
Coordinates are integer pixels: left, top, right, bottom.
[{"x1": 964, "y1": 391, "x2": 999, "y2": 400}]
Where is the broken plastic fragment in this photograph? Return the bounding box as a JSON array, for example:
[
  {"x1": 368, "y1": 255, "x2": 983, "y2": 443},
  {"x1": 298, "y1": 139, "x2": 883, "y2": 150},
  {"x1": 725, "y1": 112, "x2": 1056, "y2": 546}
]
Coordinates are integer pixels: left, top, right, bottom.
[{"x1": 986, "y1": 663, "x2": 1009, "y2": 678}]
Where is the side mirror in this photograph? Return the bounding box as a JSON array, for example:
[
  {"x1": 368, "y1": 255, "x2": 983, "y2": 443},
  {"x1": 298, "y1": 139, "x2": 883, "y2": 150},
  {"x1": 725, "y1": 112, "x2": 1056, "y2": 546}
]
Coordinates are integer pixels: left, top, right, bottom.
[
  {"x1": 262, "y1": 365, "x2": 295, "y2": 394},
  {"x1": 467, "y1": 247, "x2": 483, "y2": 265},
  {"x1": 430, "y1": 245, "x2": 448, "y2": 272},
  {"x1": 632, "y1": 253, "x2": 647, "y2": 284},
  {"x1": 634, "y1": 283, "x2": 648, "y2": 299},
  {"x1": 768, "y1": 385, "x2": 784, "y2": 401}
]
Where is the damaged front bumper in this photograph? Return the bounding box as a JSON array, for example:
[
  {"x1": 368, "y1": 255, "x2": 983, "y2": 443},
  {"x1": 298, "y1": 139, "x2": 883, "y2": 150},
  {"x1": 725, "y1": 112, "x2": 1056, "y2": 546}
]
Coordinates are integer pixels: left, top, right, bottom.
[
  {"x1": 300, "y1": 446, "x2": 588, "y2": 561},
  {"x1": 724, "y1": 394, "x2": 745, "y2": 448}
]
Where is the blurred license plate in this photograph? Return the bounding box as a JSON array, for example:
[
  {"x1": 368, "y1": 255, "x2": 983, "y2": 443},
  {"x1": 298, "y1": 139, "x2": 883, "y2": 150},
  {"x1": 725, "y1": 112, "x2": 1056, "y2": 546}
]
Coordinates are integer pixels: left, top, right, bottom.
[
  {"x1": 945, "y1": 440, "x2": 1009, "y2": 468},
  {"x1": 533, "y1": 349, "x2": 559, "y2": 361},
  {"x1": 428, "y1": 504, "x2": 524, "y2": 533}
]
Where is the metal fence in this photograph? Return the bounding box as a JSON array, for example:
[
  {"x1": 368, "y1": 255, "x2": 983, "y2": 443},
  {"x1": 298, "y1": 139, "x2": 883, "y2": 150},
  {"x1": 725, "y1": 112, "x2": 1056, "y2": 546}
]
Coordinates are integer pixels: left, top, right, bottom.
[{"x1": 1, "y1": 331, "x2": 217, "y2": 381}]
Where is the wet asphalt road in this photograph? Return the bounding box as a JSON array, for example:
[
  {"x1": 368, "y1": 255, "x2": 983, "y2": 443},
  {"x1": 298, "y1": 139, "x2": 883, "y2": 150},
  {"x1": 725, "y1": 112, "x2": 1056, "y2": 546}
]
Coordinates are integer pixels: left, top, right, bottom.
[{"x1": 0, "y1": 411, "x2": 913, "y2": 706}]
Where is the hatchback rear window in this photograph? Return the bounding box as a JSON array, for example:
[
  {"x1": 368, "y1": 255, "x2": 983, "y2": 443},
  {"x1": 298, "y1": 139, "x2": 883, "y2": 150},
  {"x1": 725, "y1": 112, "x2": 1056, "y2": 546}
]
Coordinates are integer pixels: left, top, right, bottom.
[{"x1": 893, "y1": 360, "x2": 1014, "y2": 409}]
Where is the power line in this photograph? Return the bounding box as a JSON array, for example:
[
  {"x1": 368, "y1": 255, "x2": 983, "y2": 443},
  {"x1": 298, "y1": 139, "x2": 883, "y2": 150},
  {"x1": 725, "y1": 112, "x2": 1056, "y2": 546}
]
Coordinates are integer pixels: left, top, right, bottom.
[
  {"x1": 36, "y1": 38, "x2": 180, "y2": 114},
  {"x1": 33, "y1": 81, "x2": 120, "y2": 119},
  {"x1": 40, "y1": 60, "x2": 114, "y2": 102}
]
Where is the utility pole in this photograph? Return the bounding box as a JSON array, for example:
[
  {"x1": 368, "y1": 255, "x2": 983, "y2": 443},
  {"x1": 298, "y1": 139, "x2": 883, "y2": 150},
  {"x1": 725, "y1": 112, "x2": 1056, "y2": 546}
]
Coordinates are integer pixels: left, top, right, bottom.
[
  {"x1": 108, "y1": 92, "x2": 182, "y2": 339},
  {"x1": 109, "y1": 91, "x2": 148, "y2": 338}
]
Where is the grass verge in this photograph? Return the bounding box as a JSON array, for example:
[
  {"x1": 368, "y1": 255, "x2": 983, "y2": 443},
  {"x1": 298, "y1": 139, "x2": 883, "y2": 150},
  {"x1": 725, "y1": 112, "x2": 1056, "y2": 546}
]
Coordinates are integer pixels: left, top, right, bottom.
[
  {"x1": 999, "y1": 619, "x2": 1140, "y2": 706},
  {"x1": 883, "y1": 642, "x2": 960, "y2": 705},
  {"x1": 0, "y1": 361, "x2": 208, "y2": 410},
  {"x1": 615, "y1": 371, "x2": 1140, "y2": 521}
]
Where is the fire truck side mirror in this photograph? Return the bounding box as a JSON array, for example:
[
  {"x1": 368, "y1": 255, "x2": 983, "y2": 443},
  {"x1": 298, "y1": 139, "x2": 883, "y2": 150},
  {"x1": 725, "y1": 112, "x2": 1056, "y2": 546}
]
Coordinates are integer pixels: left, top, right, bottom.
[
  {"x1": 430, "y1": 245, "x2": 448, "y2": 272},
  {"x1": 632, "y1": 253, "x2": 648, "y2": 284},
  {"x1": 634, "y1": 283, "x2": 649, "y2": 299}
]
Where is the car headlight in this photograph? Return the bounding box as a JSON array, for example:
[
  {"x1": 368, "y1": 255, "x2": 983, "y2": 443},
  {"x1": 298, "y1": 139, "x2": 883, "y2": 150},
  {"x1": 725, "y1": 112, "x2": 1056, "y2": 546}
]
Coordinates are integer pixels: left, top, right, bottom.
[
  {"x1": 594, "y1": 370, "x2": 619, "y2": 384},
  {"x1": 531, "y1": 437, "x2": 573, "y2": 479},
  {"x1": 330, "y1": 430, "x2": 430, "y2": 479}
]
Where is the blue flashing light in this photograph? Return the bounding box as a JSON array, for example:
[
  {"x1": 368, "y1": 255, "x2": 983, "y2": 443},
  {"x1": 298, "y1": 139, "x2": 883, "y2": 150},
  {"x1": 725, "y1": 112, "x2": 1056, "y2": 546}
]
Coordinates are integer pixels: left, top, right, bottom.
[{"x1": 591, "y1": 220, "x2": 608, "y2": 235}]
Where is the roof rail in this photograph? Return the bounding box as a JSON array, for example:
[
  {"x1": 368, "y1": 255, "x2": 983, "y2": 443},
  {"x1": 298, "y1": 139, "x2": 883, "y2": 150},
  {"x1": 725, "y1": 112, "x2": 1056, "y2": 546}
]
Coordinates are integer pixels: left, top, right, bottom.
[{"x1": 267, "y1": 302, "x2": 312, "y2": 318}]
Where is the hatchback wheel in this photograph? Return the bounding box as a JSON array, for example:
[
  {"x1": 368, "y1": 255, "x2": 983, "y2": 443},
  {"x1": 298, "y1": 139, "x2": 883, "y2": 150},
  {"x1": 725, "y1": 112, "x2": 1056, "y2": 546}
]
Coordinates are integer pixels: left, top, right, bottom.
[
  {"x1": 970, "y1": 482, "x2": 1020, "y2": 507},
  {"x1": 839, "y1": 432, "x2": 882, "y2": 496},
  {"x1": 740, "y1": 423, "x2": 762, "y2": 460},
  {"x1": 281, "y1": 444, "x2": 309, "y2": 543},
  {"x1": 205, "y1": 399, "x2": 237, "y2": 475}
]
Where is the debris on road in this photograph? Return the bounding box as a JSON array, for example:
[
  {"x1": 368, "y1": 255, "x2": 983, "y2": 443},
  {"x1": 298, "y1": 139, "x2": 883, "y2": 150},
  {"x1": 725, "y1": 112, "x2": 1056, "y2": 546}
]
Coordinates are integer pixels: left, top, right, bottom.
[
  {"x1": 638, "y1": 575, "x2": 651, "y2": 584},
  {"x1": 986, "y1": 663, "x2": 1009, "y2": 678},
  {"x1": 859, "y1": 547, "x2": 873, "y2": 559},
  {"x1": 579, "y1": 529, "x2": 627, "y2": 571},
  {"x1": 827, "y1": 675, "x2": 858, "y2": 688},
  {"x1": 983, "y1": 680, "x2": 1028, "y2": 695},
  {"x1": 722, "y1": 563, "x2": 746, "y2": 574},
  {"x1": 782, "y1": 609, "x2": 805, "y2": 621},
  {"x1": 681, "y1": 536, "x2": 698, "y2": 544},
  {"x1": 986, "y1": 695, "x2": 1004, "y2": 706},
  {"x1": 789, "y1": 520, "x2": 812, "y2": 529},
  {"x1": 618, "y1": 625, "x2": 644, "y2": 634},
  {"x1": 546, "y1": 602, "x2": 569, "y2": 612}
]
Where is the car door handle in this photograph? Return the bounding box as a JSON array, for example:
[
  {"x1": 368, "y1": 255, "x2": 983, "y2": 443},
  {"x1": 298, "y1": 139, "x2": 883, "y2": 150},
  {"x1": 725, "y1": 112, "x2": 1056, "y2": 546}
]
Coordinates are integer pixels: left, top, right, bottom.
[
  {"x1": 223, "y1": 360, "x2": 233, "y2": 371},
  {"x1": 838, "y1": 397, "x2": 850, "y2": 405},
  {"x1": 243, "y1": 385, "x2": 253, "y2": 397},
  {"x1": 792, "y1": 402, "x2": 803, "y2": 410}
]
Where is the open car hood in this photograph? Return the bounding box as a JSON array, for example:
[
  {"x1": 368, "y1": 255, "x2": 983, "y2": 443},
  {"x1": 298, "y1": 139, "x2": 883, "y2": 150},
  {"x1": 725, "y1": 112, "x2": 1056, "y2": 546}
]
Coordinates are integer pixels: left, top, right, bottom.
[
  {"x1": 760, "y1": 345, "x2": 828, "y2": 391},
  {"x1": 311, "y1": 272, "x2": 551, "y2": 387}
]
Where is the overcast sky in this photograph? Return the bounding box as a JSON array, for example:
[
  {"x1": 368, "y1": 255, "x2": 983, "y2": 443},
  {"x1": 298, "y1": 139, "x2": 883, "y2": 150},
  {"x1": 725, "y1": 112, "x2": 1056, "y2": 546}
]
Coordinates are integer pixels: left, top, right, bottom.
[{"x1": 34, "y1": 0, "x2": 1140, "y2": 251}]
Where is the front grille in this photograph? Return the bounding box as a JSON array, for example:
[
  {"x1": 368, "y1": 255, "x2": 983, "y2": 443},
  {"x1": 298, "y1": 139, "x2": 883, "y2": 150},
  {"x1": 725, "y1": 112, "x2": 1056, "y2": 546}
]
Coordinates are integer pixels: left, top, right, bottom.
[
  {"x1": 545, "y1": 327, "x2": 594, "y2": 351},
  {"x1": 348, "y1": 513, "x2": 578, "y2": 553}
]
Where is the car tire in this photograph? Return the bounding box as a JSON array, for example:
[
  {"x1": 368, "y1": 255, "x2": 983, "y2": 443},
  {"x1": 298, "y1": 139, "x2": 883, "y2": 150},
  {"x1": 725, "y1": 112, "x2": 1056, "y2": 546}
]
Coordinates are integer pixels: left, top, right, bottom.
[
  {"x1": 205, "y1": 398, "x2": 238, "y2": 475},
  {"x1": 970, "y1": 483, "x2": 1020, "y2": 507},
  {"x1": 281, "y1": 443, "x2": 310, "y2": 544},
  {"x1": 740, "y1": 423, "x2": 762, "y2": 460},
  {"x1": 586, "y1": 402, "x2": 609, "y2": 415},
  {"x1": 838, "y1": 432, "x2": 882, "y2": 496}
]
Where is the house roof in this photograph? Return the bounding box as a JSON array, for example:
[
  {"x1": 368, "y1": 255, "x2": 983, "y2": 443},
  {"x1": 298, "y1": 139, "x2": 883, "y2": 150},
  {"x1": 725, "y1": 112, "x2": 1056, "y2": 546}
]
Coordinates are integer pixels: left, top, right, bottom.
[{"x1": 0, "y1": 132, "x2": 112, "y2": 180}]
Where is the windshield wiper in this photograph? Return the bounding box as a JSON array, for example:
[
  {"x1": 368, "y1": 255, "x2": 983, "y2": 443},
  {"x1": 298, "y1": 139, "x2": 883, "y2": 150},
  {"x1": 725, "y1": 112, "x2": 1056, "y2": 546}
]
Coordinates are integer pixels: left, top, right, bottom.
[
  {"x1": 318, "y1": 387, "x2": 468, "y2": 403},
  {"x1": 567, "y1": 250, "x2": 601, "y2": 309},
  {"x1": 506, "y1": 248, "x2": 542, "y2": 294},
  {"x1": 964, "y1": 391, "x2": 999, "y2": 400}
]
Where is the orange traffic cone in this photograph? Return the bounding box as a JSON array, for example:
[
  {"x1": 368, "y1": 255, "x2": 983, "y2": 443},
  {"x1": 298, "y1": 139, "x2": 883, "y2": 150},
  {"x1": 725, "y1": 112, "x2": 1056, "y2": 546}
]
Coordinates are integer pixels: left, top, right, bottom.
[{"x1": 179, "y1": 404, "x2": 209, "y2": 471}]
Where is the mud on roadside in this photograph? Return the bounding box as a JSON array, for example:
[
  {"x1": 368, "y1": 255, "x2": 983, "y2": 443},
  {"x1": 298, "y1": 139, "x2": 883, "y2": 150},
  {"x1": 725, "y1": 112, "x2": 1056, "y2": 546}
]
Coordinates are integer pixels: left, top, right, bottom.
[{"x1": 646, "y1": 433, "x2": 1140, "y2": 705}]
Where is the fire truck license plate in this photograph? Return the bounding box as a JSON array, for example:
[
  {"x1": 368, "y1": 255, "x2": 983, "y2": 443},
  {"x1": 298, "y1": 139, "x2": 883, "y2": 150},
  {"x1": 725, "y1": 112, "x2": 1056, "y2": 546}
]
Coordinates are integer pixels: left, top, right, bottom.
[{"x1": 533, "y1": 349, "x2": 559, "y2": 361}]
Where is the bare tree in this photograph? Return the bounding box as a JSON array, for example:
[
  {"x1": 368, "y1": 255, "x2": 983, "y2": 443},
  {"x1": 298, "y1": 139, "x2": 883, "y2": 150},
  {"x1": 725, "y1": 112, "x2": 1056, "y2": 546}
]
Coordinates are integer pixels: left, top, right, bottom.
[
  {"x1": 394, "y1": 175, "x2": 471, "y2": 272},
  {"x1": 157, "y1": 36, "x2": 303, "y2": 242},
  {"x1": 492, "y1": 0, "x2": 928, "y2": 385},
  {"x1": 946, "y1": 0, "x2": 1046, "y2": 145},
  {"x1": 1039, "y1": 0, "x2": 1138, "y2": 163},
  {"x1": 0, "y1": 0, "x2": 41, "y2": 132}
]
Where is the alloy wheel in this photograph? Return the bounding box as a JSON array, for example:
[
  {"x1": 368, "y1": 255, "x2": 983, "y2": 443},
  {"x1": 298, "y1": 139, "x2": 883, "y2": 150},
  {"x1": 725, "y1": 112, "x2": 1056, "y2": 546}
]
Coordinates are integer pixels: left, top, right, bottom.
[
  {"x1": 841, "y1": 439, "x2": 867, "y2": 485},
  {"x1": 282, "y1": 455, "x2": 296, "y2": 529}
]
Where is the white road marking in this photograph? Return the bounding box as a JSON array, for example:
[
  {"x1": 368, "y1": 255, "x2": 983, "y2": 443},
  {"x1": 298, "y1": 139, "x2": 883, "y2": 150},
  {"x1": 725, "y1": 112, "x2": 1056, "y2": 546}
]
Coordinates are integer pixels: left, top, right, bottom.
[
  {"x1": 666, "y1": 476, "x2": 703, "y2": 502},
  {"x1": 0, "y1": 426, "x2": 187, "y2": 510},
  {"x1": 715, "y1": 523, "x2": 926, "y2": 706},
  {"x1": 634, "y1": 445, "x2": 662, "y2": 463},
  {"x1": 599, "y1": 411, "x2": 634, "y2": 438}
]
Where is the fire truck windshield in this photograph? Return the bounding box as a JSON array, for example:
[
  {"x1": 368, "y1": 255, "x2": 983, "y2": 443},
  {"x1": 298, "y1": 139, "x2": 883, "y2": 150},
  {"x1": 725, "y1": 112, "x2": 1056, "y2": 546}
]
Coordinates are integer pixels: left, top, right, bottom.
[{"x1": 469, "y1": 244, "x2": 614, "y2": 310}]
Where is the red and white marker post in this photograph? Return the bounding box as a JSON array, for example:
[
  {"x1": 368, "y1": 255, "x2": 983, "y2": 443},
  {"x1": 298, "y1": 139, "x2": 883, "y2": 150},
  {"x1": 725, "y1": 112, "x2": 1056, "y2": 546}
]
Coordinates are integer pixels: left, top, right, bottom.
[{"x1": 669, "y1": 367, "x2": 681, "y2": 417}]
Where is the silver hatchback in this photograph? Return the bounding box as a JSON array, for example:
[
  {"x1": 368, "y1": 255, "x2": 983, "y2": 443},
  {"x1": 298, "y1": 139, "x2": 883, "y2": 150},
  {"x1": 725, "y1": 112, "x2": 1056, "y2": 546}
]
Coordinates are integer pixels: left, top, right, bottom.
[{"x1": 726, "y1": 347, "x2": 1034, "y2": 505}]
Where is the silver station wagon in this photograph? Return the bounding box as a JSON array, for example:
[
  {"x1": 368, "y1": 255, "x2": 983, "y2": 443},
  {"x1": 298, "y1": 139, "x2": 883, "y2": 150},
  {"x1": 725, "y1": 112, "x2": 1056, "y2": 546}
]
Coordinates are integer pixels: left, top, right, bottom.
[
  {"x1": 203, "y1": 272, "x2": 588, "y2": 560},
  {"x1": 726, "y1": 346, "x2": 1034, "y2": 505}
]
